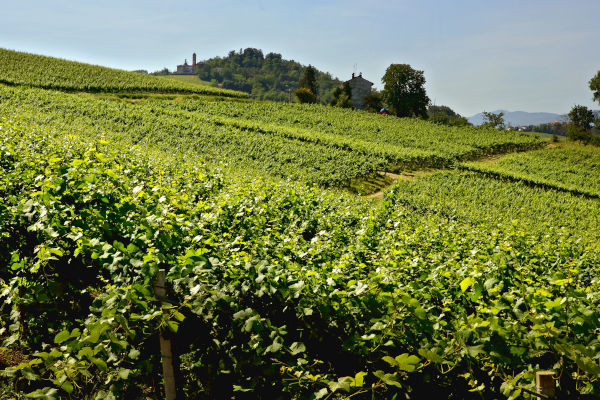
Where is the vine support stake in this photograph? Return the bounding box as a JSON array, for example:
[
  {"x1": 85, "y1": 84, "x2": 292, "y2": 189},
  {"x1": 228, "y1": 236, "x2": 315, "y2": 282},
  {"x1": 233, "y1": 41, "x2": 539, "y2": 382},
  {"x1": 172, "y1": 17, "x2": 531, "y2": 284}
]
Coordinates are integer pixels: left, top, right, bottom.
[
  {"x1": 536, "y1": 371, "x2": 555, "y2": 400},
  {"x1": 154, "y1": 268, "x2": 177, "y2": 400}
]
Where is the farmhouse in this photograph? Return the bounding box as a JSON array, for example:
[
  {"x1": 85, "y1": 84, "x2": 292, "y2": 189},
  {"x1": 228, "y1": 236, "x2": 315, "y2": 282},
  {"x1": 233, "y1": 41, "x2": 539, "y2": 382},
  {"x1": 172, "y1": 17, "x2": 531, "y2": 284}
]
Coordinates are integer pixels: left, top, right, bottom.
[
  {"x1": 176, "y1": 52, "x2": 204, "y2": 74},
  {"x1": 346, "y1": 73, "x2": 373, "y2": 110}
]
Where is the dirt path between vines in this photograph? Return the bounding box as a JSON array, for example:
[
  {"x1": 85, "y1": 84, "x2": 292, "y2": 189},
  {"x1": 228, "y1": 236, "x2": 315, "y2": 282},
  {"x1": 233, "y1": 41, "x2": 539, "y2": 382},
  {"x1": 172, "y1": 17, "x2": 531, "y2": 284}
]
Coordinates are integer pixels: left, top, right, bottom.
[
  {"x1": 365, "y1": 140, "x2": 562, "y2": 200},
  {"x1": 367, "y1": 171, "x2": 438, "y2": 199}
]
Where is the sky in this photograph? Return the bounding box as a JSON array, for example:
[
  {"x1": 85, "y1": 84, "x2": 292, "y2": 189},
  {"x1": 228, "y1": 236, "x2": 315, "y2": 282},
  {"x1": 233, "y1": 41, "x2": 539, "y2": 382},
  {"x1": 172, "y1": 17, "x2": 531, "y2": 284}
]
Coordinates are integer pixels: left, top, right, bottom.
[{"x1": 1, "y1": 0, "x2": 599, "y2": 116}]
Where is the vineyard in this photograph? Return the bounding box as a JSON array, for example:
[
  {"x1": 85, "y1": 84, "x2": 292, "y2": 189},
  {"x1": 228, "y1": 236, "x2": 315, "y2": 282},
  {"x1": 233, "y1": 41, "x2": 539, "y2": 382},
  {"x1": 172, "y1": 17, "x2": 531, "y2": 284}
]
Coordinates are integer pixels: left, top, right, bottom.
[
  {"x1": 0, "y1": 48, "x2": 246, "y2": 97},
  {"x1": 1, "y1": 50, "x2": 600, "y2": 400},
  {"x1": 461, "y1": 144, "x2": 600, "y2": 198},
  {"x1": 169, "y1": 99, "x2": 544, "y2": 160},
  {"x1": 388, "y1": 170, "x2": 600, "y2": 244},
  {"x1": 0, "y1": 84, "x2": 544, "y2": 189}
]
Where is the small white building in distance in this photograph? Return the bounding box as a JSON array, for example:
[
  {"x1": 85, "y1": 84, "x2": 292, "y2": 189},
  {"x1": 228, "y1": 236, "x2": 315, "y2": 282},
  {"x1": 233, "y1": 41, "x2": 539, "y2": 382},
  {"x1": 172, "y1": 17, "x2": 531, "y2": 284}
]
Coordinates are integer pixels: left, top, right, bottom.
[{"x1": 346, "y1": 73, "x2": 373, "y2": 110}]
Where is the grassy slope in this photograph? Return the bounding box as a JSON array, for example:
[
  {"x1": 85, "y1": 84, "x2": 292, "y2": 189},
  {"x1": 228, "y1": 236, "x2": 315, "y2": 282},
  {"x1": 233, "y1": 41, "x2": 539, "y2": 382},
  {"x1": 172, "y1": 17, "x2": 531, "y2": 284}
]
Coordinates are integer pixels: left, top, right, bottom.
[{"x1": 0, "y1": 48, "x2": 246, "y2": 97}]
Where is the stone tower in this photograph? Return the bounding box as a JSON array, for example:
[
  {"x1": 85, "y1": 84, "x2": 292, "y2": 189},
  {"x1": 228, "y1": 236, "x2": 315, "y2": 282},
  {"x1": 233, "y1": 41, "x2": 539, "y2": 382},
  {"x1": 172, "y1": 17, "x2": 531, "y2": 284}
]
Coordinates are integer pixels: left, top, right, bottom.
[{"x1": 193, "y1": 53, "x2": 197, "y2": 66}]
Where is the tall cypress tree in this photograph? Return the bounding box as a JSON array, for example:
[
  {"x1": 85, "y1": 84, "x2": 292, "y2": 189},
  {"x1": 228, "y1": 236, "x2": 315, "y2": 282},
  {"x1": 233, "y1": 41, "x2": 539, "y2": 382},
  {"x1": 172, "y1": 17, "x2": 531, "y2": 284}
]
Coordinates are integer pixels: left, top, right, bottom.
[{"x1": 299, "y1": 65, "x2": 319, "y2": 98}]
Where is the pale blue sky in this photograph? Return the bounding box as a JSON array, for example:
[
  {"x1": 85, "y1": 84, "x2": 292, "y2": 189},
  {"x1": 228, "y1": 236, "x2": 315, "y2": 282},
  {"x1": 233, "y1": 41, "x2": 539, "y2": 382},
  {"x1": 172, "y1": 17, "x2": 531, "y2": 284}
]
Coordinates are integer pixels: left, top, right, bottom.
[{"x1": 1, "y1": 0, "x2": 599, "y2": 116}]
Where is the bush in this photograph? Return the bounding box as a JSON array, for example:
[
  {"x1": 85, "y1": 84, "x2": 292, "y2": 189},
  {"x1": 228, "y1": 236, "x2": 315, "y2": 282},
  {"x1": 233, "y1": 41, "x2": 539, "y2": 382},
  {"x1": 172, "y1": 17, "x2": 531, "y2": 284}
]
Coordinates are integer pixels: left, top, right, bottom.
[
  {"x1": 567, "y1": 124, "x2": 592, "y2": 144},
  {"x1": 363, "y1": 90, "x2": 383, "y2": 112},
  {"x1": 294, "y1": 88, "x2": 317, "y2": 104}
]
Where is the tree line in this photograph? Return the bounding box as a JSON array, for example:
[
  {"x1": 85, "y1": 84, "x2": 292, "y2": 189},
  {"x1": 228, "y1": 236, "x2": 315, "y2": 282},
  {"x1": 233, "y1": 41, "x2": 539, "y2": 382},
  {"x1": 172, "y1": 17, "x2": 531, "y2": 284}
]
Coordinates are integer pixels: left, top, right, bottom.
[{"x1": 296, "y1": 63, "x2": 471, "y2": 126}]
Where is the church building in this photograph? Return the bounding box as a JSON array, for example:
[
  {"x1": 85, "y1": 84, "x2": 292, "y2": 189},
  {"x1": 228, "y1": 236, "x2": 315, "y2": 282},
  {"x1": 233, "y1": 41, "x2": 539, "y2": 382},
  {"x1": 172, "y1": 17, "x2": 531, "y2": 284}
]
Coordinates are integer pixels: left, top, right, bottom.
[{"x1": 176, "y1": 53, "x2": 204, "y2": 74}]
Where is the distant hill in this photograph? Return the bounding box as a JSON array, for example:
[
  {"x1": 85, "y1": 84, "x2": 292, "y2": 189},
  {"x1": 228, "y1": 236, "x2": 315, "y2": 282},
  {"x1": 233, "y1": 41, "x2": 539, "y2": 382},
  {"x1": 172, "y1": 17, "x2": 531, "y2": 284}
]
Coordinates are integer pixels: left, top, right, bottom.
[
  {"x1": 468, "y1": 110, "x2": 567, "y2": 126},
  {"x1": 166, "y1": 48, "x2": 341, "y2": 104}
]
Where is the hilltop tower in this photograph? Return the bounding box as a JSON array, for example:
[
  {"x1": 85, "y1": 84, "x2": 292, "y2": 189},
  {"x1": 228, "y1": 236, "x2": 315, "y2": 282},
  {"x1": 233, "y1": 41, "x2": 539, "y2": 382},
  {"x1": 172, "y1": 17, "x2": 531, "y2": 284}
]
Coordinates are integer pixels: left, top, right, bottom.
[{"x1": 177, "y1": 52, "x2": 204, "y2": 74}]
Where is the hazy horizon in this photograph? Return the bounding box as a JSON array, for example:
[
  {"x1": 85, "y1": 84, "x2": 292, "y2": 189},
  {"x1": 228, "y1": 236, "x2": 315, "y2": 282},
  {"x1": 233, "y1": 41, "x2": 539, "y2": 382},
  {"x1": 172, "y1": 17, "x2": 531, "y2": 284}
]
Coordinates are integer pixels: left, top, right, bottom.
[{"x1": 2, "y1": 0, "x2": 599, "y2": 116}]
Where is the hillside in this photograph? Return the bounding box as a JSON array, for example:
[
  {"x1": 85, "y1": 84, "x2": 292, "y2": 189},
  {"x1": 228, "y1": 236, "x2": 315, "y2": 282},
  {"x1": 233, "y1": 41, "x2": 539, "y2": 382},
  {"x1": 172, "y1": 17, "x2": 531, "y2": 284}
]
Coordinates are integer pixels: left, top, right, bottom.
[
  {"x1": 0, "y1": 48, "x2": 246, "y2": 97},
  {"x1": 0, "y1": 85, "x2": 543, "y2": 190},
  {"x1": 186, "y1": 48, "x2": 342, "y2": 104},
  {"x1": 2, "y1": 50, "x2": 600, "y2": 400}
]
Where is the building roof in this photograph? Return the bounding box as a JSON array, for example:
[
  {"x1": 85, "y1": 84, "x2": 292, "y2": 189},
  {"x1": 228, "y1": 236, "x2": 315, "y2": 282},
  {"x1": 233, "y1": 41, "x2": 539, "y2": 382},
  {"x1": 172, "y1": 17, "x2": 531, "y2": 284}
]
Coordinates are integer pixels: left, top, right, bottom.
[{"x1": 346, "y1": 73, "x2": 373, "y2": 86}]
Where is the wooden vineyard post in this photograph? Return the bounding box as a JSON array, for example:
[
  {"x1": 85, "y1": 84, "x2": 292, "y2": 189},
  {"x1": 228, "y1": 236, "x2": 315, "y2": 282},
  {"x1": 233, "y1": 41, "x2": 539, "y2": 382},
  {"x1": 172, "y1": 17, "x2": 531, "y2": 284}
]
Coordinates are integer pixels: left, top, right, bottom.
[
  {"x1": 154, "y1": 269, "x2": 177, "y2": 400},
  {"x1": 536, "y1": 371, "x2": 555, "y2": 400}
]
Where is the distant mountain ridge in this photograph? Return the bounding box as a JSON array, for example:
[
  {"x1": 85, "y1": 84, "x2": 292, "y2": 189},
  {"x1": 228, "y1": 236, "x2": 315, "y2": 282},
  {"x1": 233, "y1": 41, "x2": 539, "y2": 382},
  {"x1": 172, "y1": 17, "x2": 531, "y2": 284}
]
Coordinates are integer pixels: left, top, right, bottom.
[{"x1": 468, "y1": 110, "x2": 568, "y2": 126}]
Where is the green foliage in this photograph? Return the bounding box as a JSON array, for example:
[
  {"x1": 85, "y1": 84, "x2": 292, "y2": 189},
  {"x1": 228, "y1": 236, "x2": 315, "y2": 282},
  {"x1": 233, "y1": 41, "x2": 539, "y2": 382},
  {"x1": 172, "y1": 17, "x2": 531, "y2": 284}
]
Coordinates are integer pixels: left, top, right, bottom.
[
  {"x1": 567, "y1": 105, "x2": 595, "y2": 144},
  {"x1": 0, "y1": 85, "x2": 542, "y2": 190},
  {"x1": 481, "y1": 111, "x2": 505, "y2": 130},
  {"x1": 166, "y1": 94, "x2": 542, "y2": 166},
  {"x1": 567, "y1": 125, "x2": 593, "y2": 145},
  {"x1": 390, "y1": 169, "x2": 600, "y2": 244},
  {"x1": 461, "y1": 144, "x2": 600, "y2": 198},
  {"x1": 428, "y1": 105, "x2": 470, "y2": 126},
  {"x1": 568, "y1": 105, "x2": 594, "y2": 129},
  {"x1": 150, "y1": 67, "x2": 170, "y2": 76},
  {"x1": 362, "y1": 90, "x2": 383, "y2": 113},
  {"x1": 195, "y1": 48, "x2": 339, "y2": 104},
  {"x1": 381, "y1": 64, "x2": 430, "y2": 118},
  {"x1": 2, "y1": 111, "x2": 600, "y2": 399},
  {"x1": 0, "y1": 120, "x2": 222, "y2": 398},
  {"x1": 294, "y1": 87, "x2": 318, "y2": 104},
  {"x1": 298, "y1": 65, "x2": 319, "y2": 99},
  {"x1": 0, "y1": 48, "x2": 246, "y2": 98},
  {"x1": 590, "y1": 70, "x2": 600, "y2": 104},
  {"x1": 524, "y1": 121, "x2": 567, "y2": 136},
  {"x1": 163, "y1": 74, "x2": 212, "y2": 87},
  {"x1": 2, "y1": 65, "x2": 600, "y2": 398},
  {"x1": 0, "y1": 85, "x2": 386, "y2": 187},
  {"x1": 330, "y1": 82, "x2": 353, "y2": 108}
]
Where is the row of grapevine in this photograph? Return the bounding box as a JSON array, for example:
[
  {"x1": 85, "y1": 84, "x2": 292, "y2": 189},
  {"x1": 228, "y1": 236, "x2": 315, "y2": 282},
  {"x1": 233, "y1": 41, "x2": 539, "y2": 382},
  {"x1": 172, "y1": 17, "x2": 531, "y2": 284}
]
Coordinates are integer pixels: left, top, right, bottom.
[
  {"x1": 0, "y1": 48, "x2": 247, "y2": 97},
  {"x1": 168, "y1": 99, "x2": 544, "y2": 158},
  {"x1": 386, "y1": 170, "x2": 600, "y2": 245},
  {"x1": 0, "y1": 85, "x2": 543, "y2": 188},
  {"x1": 0, "y1": 85, "x2": 387, "y2": 187},
  {"x1": 460, "y1": 144, "x2": 600, "y2": 198},
  {"x1": 1, "y1": 118, "x2": 600, "y2": 399}
]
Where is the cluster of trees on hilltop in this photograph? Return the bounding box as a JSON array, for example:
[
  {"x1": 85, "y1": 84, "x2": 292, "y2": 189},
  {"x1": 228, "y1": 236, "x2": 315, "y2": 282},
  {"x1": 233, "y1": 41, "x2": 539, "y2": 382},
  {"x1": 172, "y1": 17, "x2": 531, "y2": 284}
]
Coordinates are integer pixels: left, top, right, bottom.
[
  {"x1": 427, "y1": 105, "x2": 470, "y2": 126},
  {"x1": 193, "y1": 48, "x2": 341, "y2": 104},
  {"x1": 361, "y1": 64, "x2": 471, "y2": 126}
]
